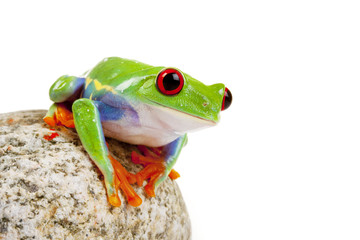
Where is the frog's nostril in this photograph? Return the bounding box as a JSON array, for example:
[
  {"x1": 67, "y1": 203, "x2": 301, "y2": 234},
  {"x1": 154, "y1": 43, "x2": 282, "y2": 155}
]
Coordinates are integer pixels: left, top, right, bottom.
[{"x1": 221, "y1": 87, "x2": 232, "y2": 111}]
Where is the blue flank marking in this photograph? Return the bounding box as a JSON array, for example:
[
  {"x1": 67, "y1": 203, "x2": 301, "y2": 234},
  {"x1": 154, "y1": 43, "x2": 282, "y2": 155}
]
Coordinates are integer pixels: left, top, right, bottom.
[
  {"x1": 94, "y1": 92, "x2": 139, "y2": 123},
  {"x1": 164, "y1": 138, "x2": 181, "y2": 162},
  {"x1": 93, "y1": 101, "x2": 124, "y2": 121},
  {"x1": 163, "y1": 134, "x2": 187, "y2": 164},
  {"x1": 74, "y1": 77, "x2": 86, "y2": 92},
  {"x1": 82, "y1": 82, "x2": 94, "y2": 99}
]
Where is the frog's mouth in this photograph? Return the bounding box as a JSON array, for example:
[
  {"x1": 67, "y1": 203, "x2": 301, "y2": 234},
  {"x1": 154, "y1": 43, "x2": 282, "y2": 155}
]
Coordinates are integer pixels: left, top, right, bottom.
[{"x1": 146, "y1": 99, "x2": 217, "y2": 126}]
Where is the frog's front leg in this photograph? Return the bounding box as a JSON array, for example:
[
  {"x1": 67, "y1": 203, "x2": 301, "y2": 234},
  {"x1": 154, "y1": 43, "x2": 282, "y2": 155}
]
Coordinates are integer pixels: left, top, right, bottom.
[
  {"x1": 72, "y1": 98, "x2": 142, "y2": 207},
  {"x1": 131, "y1": 134, "x2": 187, "y2": 197}
]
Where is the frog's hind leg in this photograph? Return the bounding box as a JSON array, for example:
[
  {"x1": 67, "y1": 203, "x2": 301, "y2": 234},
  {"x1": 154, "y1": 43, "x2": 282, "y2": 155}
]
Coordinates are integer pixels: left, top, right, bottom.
[
  {"x1": 131, "y1": 134, "x2": 187, "y2": 197},
  {"x1": 49, "y1": 75, "x2": 85, "y2": 103},
  {"x1": 44, "y1": 75, "x2": 86, "y2": 128}
]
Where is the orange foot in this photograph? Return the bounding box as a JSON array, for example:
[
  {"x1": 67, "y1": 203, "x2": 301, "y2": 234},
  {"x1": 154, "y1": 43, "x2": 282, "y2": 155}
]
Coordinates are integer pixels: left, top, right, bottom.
[
  {"x1": 108, "y1": 154, "x2": 142, "y2": 207},
  {"x1": 131, "y1": 146, "x2": 181, "y2": 197},
  {"x1": 44, "y1": 103, "x2": 75, "y2": 128}
]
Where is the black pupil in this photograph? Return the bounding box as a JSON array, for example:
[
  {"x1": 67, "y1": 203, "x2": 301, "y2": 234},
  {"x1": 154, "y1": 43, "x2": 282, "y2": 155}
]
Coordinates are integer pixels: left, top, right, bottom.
[{"x1": 163, "y1": 72, "x2": 180, "y2": 91}]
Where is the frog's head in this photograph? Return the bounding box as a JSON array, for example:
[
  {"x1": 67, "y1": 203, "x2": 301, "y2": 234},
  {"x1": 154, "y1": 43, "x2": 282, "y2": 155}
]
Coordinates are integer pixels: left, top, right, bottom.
[{"x1": 137, "y1": 67, "x2": 232, "y2": 133}]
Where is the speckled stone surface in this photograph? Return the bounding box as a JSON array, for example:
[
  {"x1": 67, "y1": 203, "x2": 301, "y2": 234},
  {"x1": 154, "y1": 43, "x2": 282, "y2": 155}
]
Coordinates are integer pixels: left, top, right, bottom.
[{"x1": 0, "y1": 110, "x2": 191, "y2": 240}]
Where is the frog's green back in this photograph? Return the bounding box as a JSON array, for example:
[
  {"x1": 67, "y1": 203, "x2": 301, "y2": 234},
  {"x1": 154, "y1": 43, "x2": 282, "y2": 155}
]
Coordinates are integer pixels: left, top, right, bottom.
[{"x1": 87, "y1": 57, "x2": 154, "y2": 86}]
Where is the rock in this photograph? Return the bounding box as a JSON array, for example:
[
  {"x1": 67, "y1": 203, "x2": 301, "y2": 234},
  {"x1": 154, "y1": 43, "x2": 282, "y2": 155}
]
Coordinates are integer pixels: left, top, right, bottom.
[{"x1": 0, "y1": 110, "x2": 191, "y2": 240}]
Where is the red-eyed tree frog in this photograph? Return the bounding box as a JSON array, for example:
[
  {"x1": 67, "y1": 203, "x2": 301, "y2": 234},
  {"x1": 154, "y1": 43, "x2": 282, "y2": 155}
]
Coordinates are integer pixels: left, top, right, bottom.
[{"x1": 44, "y1": 57, "x2": 232, "y2": 207}]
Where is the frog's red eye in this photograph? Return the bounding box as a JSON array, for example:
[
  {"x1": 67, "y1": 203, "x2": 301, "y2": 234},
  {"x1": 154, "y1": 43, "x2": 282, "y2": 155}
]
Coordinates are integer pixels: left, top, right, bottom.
[
  {"x1": 156, "y1": 68, "x2": 184, "y2": 95},
  {"x1": 221, "y1": 87, "x2": 232, "y2": 111}
]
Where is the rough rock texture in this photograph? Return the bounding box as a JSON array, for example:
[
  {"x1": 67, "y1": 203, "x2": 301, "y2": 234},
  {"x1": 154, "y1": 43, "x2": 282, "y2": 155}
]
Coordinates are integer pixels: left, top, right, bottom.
[{"x1": 0, "y1": 110, "x2": 191, "y2": 240}]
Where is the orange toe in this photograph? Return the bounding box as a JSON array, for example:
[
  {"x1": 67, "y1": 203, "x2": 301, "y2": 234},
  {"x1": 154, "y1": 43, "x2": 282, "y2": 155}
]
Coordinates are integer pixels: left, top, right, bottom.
[
  {"x1": 44, "y1": 104, "x2": 75, "y2": 128},
  {"x1": 144, "y1": 171, "x2": 164, "y2": 197},
  {"x1": 168, "y1": 169, "x2": 180, "y2": 180},
  {"x1": 109, "y1": 154, "x2": 142, "y2": 207},
  {"x1": 131, "y1": 151, "x2": 164, "y2": 165},
  {"x1": 43, "y1": 116, "x2": 57, "y2": 127},
  {"x1": 108, "y1": 175, "x2": 122, "y2": 207},
  {"x1": 56, "y1": 105, "x2": 75, "y2": 128},
  {"x1": 131, "y1": 155, "x2": 165, "y2": 198}
]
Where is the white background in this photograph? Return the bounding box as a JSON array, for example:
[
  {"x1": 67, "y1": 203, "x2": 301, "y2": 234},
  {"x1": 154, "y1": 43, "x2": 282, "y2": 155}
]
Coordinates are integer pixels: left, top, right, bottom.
[{"x1": 1, "y1": 1, "x2": 360, "y2": 239}]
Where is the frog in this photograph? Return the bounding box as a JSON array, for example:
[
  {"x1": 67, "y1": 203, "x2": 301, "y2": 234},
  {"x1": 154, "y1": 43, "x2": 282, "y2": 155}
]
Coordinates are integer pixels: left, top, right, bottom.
[{"x1": 43, "y1": 57, "x2": 232, "y2": 207}]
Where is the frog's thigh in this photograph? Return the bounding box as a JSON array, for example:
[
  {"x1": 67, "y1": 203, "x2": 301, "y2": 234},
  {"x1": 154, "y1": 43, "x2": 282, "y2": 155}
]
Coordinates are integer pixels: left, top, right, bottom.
[{"x1": 50, "y1": 75, "x2": 85, "y2": 103}]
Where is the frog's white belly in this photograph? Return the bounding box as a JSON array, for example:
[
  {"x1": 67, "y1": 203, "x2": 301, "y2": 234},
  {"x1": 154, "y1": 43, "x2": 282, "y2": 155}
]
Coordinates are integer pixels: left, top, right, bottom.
[{"x1": 102, "y1": 103, "x2": 216, "y2": 147}]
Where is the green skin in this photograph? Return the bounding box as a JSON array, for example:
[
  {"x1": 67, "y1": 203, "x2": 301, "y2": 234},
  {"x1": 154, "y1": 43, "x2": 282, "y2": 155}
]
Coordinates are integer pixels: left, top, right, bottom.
[{"x1": 45, "y1": 57, "x2": 226, "y2": 205}]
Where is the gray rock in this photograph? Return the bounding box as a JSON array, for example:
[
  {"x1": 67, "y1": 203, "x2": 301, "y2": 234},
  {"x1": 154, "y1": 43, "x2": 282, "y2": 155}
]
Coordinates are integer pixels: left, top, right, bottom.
[{"x1": 0, "y1": 110, "x2": 191, "y2": 240}]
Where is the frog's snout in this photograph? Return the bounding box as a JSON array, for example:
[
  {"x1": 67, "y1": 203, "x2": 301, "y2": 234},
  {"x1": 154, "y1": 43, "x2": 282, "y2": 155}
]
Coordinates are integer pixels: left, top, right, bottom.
[{"x1": 221, "y1": 87, "x2": 232, "y2": 111}]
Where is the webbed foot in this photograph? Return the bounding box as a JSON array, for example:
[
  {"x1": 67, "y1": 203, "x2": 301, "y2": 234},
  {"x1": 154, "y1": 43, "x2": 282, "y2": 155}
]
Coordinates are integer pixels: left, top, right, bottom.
[
  {"x1": 44, "y1": 103, "x2": 75, "y2": 128},
  {"x1": 108, "y1": 153, "x2": 142, "y2": 207},
  {"x1": 131, "y1": 146, "x2": 180, "y2": 197}
]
